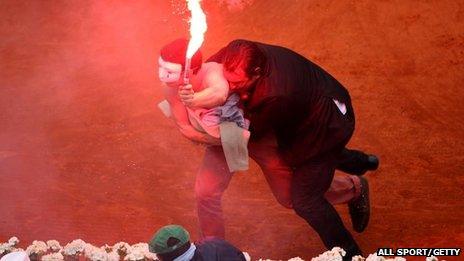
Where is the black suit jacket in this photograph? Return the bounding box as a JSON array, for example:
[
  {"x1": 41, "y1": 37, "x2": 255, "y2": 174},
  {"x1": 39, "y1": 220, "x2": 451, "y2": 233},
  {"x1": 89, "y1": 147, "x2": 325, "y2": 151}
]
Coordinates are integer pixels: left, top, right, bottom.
[{"x1": 208, "y1": 40, "x2": 355, "y2": 166}]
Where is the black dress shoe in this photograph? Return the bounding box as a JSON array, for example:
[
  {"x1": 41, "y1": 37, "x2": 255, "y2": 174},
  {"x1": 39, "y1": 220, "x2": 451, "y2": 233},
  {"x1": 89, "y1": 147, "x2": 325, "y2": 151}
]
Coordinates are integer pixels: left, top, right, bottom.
[
  {"x1": 366, "y1": 154, "x2": 379, "y2": 171},
  {"x1": 340, "y1": 152, "x2": 379, "y2": 176},
  {"x1": 349, "y1": 176, "x2": 370, "y2": 233}
]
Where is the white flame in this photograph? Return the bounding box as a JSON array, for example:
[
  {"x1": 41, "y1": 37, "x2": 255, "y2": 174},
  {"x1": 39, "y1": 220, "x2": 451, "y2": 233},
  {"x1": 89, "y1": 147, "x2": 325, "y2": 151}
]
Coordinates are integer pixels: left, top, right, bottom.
[{"x1": 185, "y1": 0, "x2": 207, "y2": 59}]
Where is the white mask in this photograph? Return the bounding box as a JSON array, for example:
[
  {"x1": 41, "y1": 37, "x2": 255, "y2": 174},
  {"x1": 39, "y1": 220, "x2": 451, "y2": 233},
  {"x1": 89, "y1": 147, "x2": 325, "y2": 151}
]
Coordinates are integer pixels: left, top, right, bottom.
[{"x1": 158, "y1": 56, "x2": 182, "y2": 83}]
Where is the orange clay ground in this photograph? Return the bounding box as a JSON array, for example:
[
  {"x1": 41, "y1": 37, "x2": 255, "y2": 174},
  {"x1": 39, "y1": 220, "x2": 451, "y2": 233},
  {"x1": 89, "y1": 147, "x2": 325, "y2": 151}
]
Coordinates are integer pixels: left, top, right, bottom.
[{"x1": 0, "y1": 1, "x2": 463, "y2": 260}]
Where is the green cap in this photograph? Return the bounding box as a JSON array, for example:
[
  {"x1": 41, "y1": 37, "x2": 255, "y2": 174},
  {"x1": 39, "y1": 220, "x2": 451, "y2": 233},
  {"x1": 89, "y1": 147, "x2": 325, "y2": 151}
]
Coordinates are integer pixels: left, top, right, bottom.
[{"x1": 148, "y1": 225, "x2": 190, "y2": 254}]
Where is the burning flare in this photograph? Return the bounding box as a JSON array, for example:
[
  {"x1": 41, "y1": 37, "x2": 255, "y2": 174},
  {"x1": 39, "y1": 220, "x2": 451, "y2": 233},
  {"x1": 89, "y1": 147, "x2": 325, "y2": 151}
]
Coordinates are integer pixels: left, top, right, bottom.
[{"x1": 184, "y1": 0, "x2": 207, "y2": 83}]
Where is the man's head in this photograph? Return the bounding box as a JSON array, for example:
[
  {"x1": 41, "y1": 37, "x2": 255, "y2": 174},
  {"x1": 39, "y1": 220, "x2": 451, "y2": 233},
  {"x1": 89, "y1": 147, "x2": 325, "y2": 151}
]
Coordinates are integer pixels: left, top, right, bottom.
[
  {"x1": 158, "y1": 38, "x2": 202, "y2": 86},
  {"x1": 222, "y1": 40, "x2": 266, "y2": 92},
  {"x1": 148, "y1": 225, "x2": 191, "y2": 261}
]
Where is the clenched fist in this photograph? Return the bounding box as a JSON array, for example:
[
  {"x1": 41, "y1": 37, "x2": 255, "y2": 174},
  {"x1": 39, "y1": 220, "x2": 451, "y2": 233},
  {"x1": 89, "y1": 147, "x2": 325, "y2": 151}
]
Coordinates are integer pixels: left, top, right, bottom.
[{"x1": 178, "y1": 84, "x2": 195, "y2": 107}]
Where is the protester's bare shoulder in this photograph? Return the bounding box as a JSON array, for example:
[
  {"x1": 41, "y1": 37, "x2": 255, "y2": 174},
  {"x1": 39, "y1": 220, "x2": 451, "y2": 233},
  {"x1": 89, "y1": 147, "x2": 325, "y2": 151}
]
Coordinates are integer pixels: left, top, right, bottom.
[
  {"x1": 201, "y1": 62, "x2": 223, "y2": 75},
  {"x1": 201, "y1": 62, "x2": 229, "y2": 92}
]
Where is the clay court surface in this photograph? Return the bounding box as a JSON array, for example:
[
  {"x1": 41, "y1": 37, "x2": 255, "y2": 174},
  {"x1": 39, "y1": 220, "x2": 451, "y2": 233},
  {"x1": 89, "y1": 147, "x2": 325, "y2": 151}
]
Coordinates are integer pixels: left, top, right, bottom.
[{"x1": 1, "y1": 0, "x2": 463, "y2": 260}]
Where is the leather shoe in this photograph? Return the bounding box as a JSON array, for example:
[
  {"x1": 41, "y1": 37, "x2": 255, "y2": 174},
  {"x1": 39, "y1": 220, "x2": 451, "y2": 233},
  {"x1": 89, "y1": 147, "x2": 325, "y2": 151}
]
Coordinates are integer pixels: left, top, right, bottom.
[
  {"x1": 349, "y1": 176, "x2": 370, "y2": 233},
  {"x1": 366, "y1": 154, "x2": 379, "y2": 171}
]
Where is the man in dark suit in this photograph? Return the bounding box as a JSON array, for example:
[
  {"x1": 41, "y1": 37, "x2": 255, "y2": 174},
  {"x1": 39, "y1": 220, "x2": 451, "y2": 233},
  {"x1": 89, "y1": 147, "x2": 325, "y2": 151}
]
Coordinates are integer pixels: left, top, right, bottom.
[{"x1": 180, "y1": 39, "x2": 379, "y2": 259}]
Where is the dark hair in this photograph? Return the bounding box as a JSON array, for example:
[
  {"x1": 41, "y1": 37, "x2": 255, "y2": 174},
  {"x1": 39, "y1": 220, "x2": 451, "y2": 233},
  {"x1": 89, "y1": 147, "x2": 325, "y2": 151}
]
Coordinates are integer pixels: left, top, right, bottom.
[{"x1": 223, "y1": 40, "x2": 266, "y2": 77}]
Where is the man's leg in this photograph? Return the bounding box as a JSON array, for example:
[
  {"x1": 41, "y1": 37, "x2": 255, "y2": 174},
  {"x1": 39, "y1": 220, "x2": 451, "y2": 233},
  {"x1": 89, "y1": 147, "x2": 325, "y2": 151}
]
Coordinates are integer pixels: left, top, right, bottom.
[
  {"x1": 335, "y1": 148, "x2": 376, "y2": 232},
  {"x1": 325, "y1": 173, "x2": 361, "y2": 205},
  {"x1": 291, "y1": 155, "x2": 362, "y2": 259},
  {"x1": 248, "y1": 133, "x2": 293, "y2": 209},
  {"x1": 248, "y1": 133, "x2": 362, "y2": 208},
  {"x1": 195, "y1": 145, "x2": 234, "y2": 239},
  {"x1": 337, "y1": 148, "x2": 379, "y2": 175}
]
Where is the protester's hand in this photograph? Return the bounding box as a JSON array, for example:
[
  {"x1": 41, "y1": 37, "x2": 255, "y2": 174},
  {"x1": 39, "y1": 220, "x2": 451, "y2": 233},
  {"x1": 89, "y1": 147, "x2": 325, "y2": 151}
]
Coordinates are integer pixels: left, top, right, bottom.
[{"x1": 178, "y1": 84, "x2": 195, "y2": 107}]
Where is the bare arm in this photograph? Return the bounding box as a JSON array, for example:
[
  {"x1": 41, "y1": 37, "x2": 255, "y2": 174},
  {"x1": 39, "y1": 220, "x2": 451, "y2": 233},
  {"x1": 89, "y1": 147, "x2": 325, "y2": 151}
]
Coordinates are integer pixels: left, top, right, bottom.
[
  {"x1": 163, "y1": 84, "x2": 221, "y2": 145},
  {"x1": 179, "y1": 65, "x2": 229, "y2": 108},
  {"x1": 191, "y1": 71, "x2": 228, "y2": 108}
]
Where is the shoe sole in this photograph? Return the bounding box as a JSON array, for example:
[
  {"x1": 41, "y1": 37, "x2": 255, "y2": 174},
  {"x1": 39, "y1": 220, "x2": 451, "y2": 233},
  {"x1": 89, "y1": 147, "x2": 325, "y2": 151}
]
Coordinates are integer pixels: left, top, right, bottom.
[{"x1": 354, "y1": 177, "x2": 370, "y2": 233}]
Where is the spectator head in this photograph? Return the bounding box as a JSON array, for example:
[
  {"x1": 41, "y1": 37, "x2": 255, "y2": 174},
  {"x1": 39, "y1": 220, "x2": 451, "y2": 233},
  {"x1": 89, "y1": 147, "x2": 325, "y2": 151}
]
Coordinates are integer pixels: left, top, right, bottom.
[{"x1": 148, "y1": 225, "x2": 191, "y2": 261}]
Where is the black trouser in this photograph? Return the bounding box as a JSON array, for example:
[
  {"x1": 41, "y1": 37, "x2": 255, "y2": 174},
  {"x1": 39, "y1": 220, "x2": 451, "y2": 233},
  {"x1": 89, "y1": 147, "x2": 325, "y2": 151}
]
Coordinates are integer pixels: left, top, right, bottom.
[
  {"x1": 291, "y1": 150, "x2": 362, "y2": 260},
  {"x1": 337, "y1": 148, "x2": 371, "y2": 175}
]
